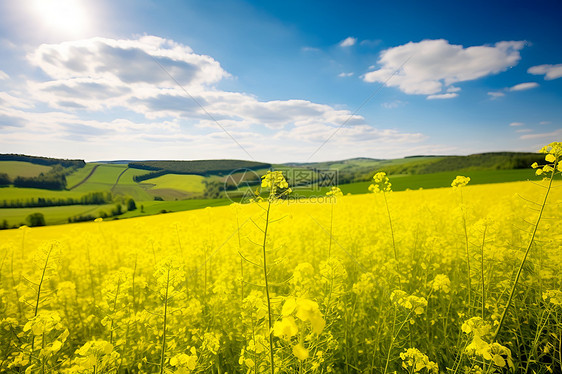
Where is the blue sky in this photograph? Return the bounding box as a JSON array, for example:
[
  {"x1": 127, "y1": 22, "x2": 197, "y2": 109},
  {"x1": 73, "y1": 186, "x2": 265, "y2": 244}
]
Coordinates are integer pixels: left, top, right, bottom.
[{"x1": 0, "y1": 0, "x2": 561, "y2": 162}]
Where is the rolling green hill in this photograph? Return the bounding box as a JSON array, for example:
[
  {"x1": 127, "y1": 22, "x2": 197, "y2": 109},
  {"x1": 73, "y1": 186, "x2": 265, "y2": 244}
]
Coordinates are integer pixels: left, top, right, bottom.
[
  {"x1": 0, "y1": 151, "x2": 549, "y2": 229},
  {"x1": 0, "y1": 161, "x2": 53, "y2": 178}
]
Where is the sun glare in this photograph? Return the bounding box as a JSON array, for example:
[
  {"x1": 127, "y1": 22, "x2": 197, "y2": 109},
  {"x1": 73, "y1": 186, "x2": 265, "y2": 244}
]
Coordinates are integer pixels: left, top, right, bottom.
[{"x1": 31, "y1": 0, "x2": 89, "y2": 35}]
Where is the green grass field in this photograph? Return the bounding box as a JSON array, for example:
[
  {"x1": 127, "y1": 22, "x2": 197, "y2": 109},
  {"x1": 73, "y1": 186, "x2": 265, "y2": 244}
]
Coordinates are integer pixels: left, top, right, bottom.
[
  {"x1": 116, "y1": 167, "x2": 151, "y2": 184},
  {"x1": 288, "y1": 168, "x2": 540, "y2": 196},
  {"x1": 143, "y1": 174, "x2": 205, "y2": 192},
  {"x1": 119, "y1": 198, "x2": 231, "y2": 218},
  {"x1": 0, "y1": 161, "x2": 52, "y2": 178},
  {"x1": 0, "y1": 203, "x2": 117, "y2": 226},
  {"x1": 71, "y1": 164, "x2": 128, "y2": 192},
  {"x1": 66, "y1": 163, "x2": 100, "y2": 188},
  {"x1": 0, "y1": 186, "x2": 85, "y2": 201}
]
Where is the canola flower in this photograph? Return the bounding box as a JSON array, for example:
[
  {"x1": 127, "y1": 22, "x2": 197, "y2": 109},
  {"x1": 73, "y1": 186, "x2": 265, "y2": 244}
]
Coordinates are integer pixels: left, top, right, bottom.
[
  {"x1": 400, "y1": 348, "x2": 439, "y2": 373},
  {"x1": 451, "y1": 175, "x2": 470, "y2": 188},
  {"x1": 368, "y1": 172, "x2": 392, "y2": 193},
  {"x1": 0, "y1": 143, "x2": 560, "y2": 373}
]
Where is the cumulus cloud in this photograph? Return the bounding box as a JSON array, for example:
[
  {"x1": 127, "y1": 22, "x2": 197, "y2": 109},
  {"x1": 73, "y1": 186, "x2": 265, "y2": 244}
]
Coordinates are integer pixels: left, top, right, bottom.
[
  {"x1": 29, "y1": 36, "x2": 229, "y2": 86},
  {"x1": 0, "y1": 70, "x2": 8, "y2": 80},
  {"x1": 339, "y1": 37, "x2": 357, "y2": 47},
  {"x1": 338, "y1": 72, "x2": 354, "y2": 77},
  {"x1": 509, "y1": 82, "x2": 539, "y2": 91},
  {"x1": 528, "y1": 64, "x2": 562, "y2": 80},
  {"x1": 509, "y1": 122, "x2": 524, "y2": 126},
  {"x1": 363, "y1": 39, "x2": 525, "y2": 98},
  {"x1": 0, "y1": 35, "x2": 429, "y2": 162}
]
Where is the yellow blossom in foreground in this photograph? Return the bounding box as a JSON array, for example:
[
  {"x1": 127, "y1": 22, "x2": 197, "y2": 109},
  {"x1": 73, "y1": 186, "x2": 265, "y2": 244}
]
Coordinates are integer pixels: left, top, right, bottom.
[
  {"x1": 369, "y1": 172, "x2": 391, "y2": 193},
  {"x1": 400, "y1": 348, "x2": 439, "y2": 373},
  {"x1": 293, "y1": 344, "x2": 309, "y2": 361},
  {"x1": 432, "y1": 274, "x2": 451, "y2": 293},
  {"x1": 451, "y1": 175, "x2": 470, "y2": 188}
]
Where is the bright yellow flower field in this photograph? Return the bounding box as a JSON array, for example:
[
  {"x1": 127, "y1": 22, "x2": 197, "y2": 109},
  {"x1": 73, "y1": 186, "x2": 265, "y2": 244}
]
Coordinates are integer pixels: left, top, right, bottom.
[{"x1": 1, "y1": 178, "x2": 561, "y2": 373}]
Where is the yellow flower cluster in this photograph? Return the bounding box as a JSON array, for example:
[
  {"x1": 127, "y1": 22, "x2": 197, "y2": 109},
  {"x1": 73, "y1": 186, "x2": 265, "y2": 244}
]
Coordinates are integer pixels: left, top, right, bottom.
[
  {"x1": 170, "y1": 347, "x2": 198, "y2": 373},
  {"x1": 451, "y1": 175, "x2": 470, "y2": 188},
  {"x1": 273, "y1": 297, "x2": 326, "y2": 361},
  {"x1": 532, "y1": 141, "x2": 562, "y2": 176},
  {"x1": 400, "y1": 348, "x2": 439, "y2": 373},
  {"x1": 257, "y1": 170, "x2": 292, "y2": 201},
  {"x1": 462, "y1": 317, "x2": 513, "y2": 369},
  {"x1": 368, "y1": 172, "x2": 392, "y2": 193},
  {"x1": 280, "y1": 297, "x2": 326, "y2": 335},
  {"x1": 325, "y1": 186, "x2": 343, "y2": 197},
  {"x1": 542, "y1": 289, "x2": 562, "y2": 306},
  {"x1": 432, "y1": 274, "x2": 451, "y2": 294},
  {"x1": 390, "y1": 290, "x2": 428, "y2": 315},
  {"x1": 71, "y1": 340, "x2": 118, "y2": 372}
]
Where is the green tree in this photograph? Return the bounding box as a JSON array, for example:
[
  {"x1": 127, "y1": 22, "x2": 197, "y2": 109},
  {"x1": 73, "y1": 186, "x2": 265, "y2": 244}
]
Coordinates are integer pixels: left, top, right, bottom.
[
  {"x1": 0, "y1": 173, "x2": 10, "y2": 186},
  {"x1": 26, "y1": 213, "x2": 46, "y2": 227},
  {"x1": 127, "y1": 198, "x2": 137, "y2": 211}
]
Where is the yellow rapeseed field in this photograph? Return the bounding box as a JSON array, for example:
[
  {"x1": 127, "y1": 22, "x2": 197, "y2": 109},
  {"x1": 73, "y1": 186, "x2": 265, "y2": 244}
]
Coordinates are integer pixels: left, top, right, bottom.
[{"x1": 0, "y1": 144, "x2": 561, "y2": 373}]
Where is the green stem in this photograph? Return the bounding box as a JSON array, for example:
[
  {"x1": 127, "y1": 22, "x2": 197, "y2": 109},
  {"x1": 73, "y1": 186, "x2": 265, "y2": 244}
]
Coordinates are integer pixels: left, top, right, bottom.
[
  {"x1": 262, "y1": 201, "x2": 275, "y2": 374},
  {"x1": 328, "y1": 202, "x2": 334, "y2": 258},
  {"x1": 30, "y1": 245, "x2": 53, "y2": 365},
  {"x1": 460, "y1": 189, "x2": 471, "y2": 311},
  {"x1": 382, "y1": 193, "x2": 400, "y2": 286},
  {"x1": 159, "y1": 268, "x2": 170, "y2": 374},
  {"x1": 480, "y1": 225, "x2": 487, "y2": 320}
]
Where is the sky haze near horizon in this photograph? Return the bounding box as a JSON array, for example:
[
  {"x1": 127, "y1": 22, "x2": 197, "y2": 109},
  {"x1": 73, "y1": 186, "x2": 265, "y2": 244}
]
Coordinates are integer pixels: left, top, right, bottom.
[{"x1": 0, "y1": 0, "x2": 561, "y2": 163}]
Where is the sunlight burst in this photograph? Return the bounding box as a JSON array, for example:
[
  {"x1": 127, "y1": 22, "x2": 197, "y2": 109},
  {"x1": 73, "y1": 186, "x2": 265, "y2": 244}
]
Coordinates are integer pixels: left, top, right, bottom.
[{"x1": 31, "y1": 0, "x2": 89, "y2": 34}]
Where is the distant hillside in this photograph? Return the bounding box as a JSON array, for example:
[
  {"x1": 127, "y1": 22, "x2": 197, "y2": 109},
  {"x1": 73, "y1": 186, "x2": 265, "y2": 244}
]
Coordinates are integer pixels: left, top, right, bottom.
[
  {"x1": 0, "y1": 154, "x2": 85, "y2": 168},
  {"x1": 129, "y1": 159, "x2": 271, "y2": 182},
  {"x1": 0, "y1": 154, "x2": 86, "y2": 190},
  {"x1": 382, "y1": 152, "x2": 544, "y2": 175},
  {"x1": 285, "y1": 152, "x2": 544, "y2": 183}
]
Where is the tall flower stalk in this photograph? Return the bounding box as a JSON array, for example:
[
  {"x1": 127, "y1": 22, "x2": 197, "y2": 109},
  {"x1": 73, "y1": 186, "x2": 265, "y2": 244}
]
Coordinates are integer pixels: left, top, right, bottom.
[
  {"x1": 325, "y1": 186, "x2": 343, "y2": 258},
  {"x1": 252, "y1": 170, "x2": 292, "y2": 374},
  {"x1": 368, "y1": 172, "x2": 399, "y2": 281},
  {"x1": 451, "y1": 175, "x2": 472, "y2": 310}
]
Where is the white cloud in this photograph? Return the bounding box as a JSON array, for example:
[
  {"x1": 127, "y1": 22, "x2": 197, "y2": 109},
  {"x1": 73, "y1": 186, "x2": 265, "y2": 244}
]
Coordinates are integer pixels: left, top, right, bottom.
[
  {"x1": 363, "y1": 39, "x2": 525, "y2": 98},
  {"x1": 516, "y1": 129, "x2": 532, "y2": 133},
  {"x1": 520, "y1": 128, "x2": 562, "y2": 140},
  {"x1": 0, "y1": 35, "x2": 429, "y2": 162},
  {"x1": 528, "y1": 64, "x2": 562, "y2": 80},
  {"x1": 488, "y1": 91, "x2": 505, "y2": 99},
  {"x1": 29, "y1": 36, "x2": 229, "y2": 86},
  {"x1": 427, "y1": 93, "x2": 458, "y2": 100},
  {"x1": 509, "y1": 82, "x2": 539, "y2": 91},
  {"x1": 509, "y1": 122, "x2": 524, "y2": 126},
  {"x1": 339, "y1": 37, "x2": 357, "y2": 48},
  {"x1": 0, "y1": 70, "x2": 8, "y2": 80},
  {"x1": 539, "y1": 121, "x2": 551, "y2": 125},
  {"x1": 338, "y1": 72, "x2": 354, "y2": 77}
]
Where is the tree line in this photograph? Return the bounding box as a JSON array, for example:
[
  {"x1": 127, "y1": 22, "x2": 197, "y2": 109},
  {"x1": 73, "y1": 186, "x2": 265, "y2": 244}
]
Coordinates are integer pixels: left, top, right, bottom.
[
  {"x1": 0, "y1": 191, "x2": 113, "y2": 208},
  {"x1": 0, "y1": 153, "x2": 85, "y2": 168}
]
